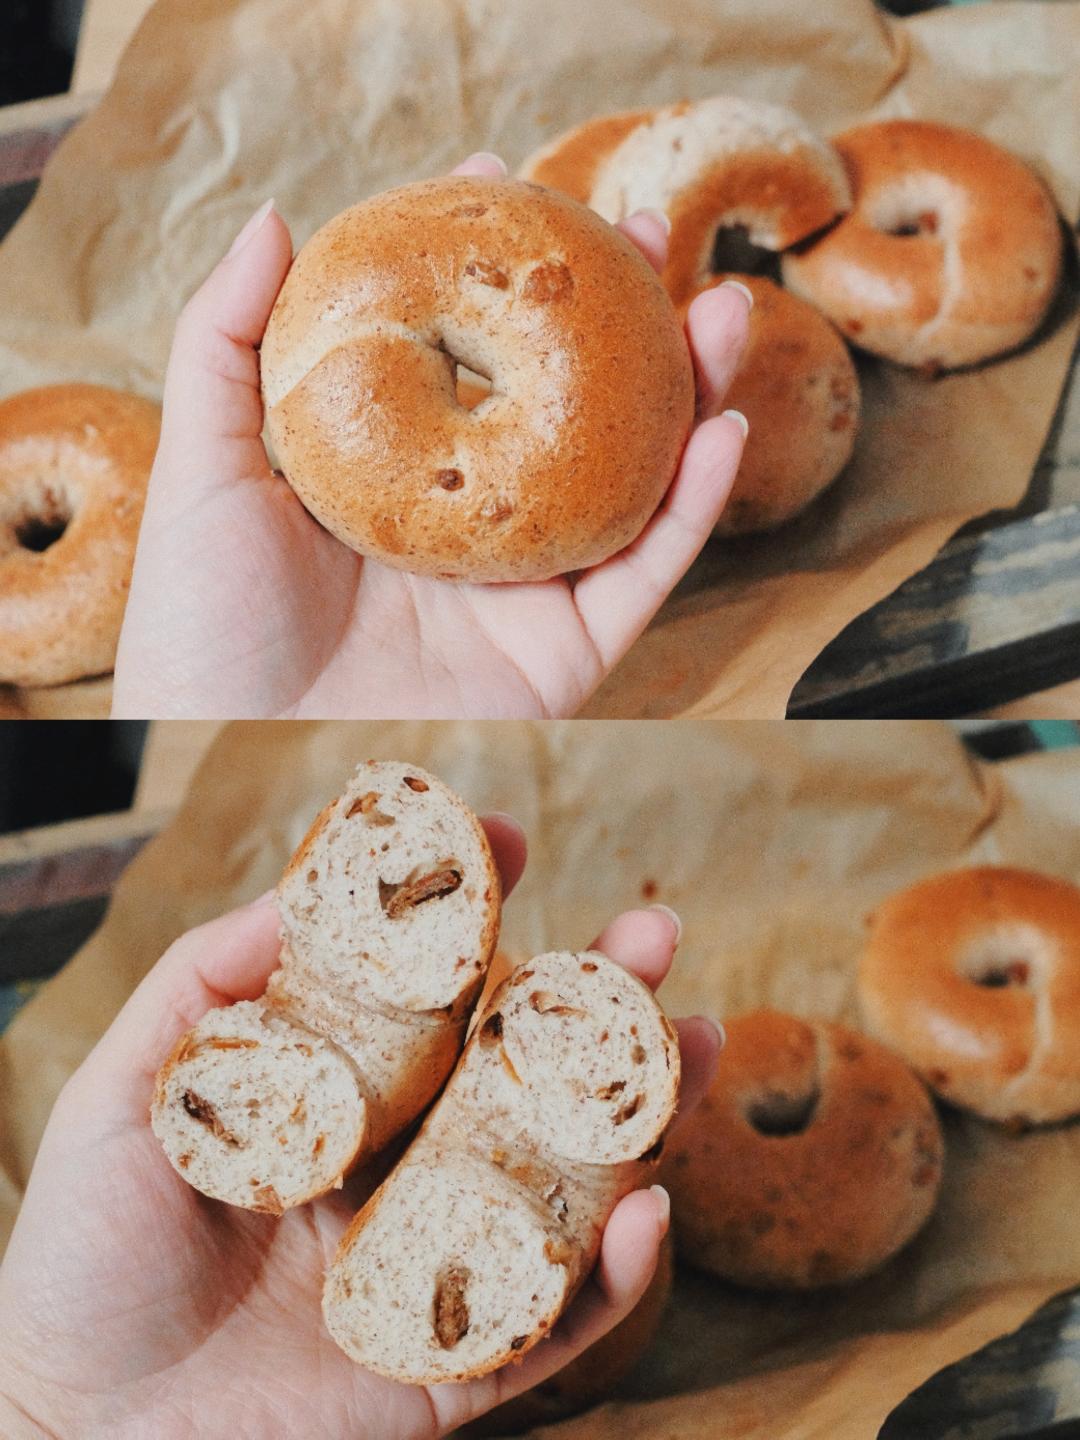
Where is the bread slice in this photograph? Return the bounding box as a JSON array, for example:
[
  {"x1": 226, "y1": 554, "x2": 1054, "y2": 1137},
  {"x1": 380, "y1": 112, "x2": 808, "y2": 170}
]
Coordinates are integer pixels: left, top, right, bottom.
[
  {"x1": 323, "y1": 948, "x2": 680, "y2": 1382},
  {"x1": 152, "y1": 761, "x2": 500, "y2": 1212}
]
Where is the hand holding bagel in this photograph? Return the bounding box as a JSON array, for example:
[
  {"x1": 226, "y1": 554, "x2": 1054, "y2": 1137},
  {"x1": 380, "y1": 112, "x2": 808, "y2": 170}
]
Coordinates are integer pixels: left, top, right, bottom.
[{"x1": 112, "y1": 152, "x2": 750, "y2": 720}]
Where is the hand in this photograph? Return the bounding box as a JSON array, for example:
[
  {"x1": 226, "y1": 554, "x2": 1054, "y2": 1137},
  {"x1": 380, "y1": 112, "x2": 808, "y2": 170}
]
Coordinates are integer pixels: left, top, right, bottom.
[
  {"x1": 112, "y1": 152, "x2": 750, "y2": 719},
  {"x1": 0, "y1": 815, "x2": 721, "y2": 1440}
]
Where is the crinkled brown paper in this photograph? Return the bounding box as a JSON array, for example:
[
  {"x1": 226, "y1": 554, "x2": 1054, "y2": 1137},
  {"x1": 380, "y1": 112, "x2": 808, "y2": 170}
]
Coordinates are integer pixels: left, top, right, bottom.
[
  {"x1": 1, "y1": 0, "x2": 1079, "y2": 716},
  {"x1": 3, "y1": 719, "x2": 1080, "y2": 1436}
]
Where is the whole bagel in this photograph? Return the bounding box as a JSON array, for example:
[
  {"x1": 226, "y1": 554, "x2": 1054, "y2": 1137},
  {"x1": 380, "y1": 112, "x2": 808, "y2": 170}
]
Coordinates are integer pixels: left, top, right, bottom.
[
  {"x1": 781, "y1": 120, "x2": 1064, "y2": 370},
  {"x1": 682, "y1": 275, "x2": 859, "y2": 534},
  {"x1": 859, "y1": 867, "x2": 1080, "y2": 1125},
  {"x1": 663, "y1": 1009, "x2": 943, "y2": 1289},
  {"x1": 261, "y1": 176, "x2": 694, "y2": 583},
  {"x1": 0, "y1": 384, "x2": 159, "y2": 687},
  {"x1": 524, "y1": 97, "x2": 851, "y2": 310}
]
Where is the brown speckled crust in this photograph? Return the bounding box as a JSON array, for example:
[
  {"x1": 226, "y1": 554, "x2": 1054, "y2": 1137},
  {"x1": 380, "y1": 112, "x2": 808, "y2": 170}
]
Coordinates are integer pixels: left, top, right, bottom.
[
  {"x1": 663, "y1": 1010, "x2": 943, "y2": 1290},
  {"x1": 680, "y1": 275, "x2": 860, "y2": 535},
  {"x1": 261, "y1": 176, "x2": 694, "y2": 582},
  {"x1": 520, "y1": 109, "x2": 655, "y2": 201},
  {"x1": 0, "y1": 384, "x2": 159, "y2": 687},
  {"x1": 781, "y1": 121, "x2": 1064, "y2": 370},
  {"x1": 859, "y1": 867, "x2": 1080, "y2": 1125}
]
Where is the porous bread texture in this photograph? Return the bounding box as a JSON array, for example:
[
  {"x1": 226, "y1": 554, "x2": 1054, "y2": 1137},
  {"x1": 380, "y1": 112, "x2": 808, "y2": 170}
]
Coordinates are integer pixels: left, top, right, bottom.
[
  {"x1": 462, "y1": 1232, "x2": 674, "y2": 1436},
  {"x1": 859, "y1": 866, "x2": 1080, "y2": 1124},
  {"x1": 151, "y1": 1001, "x2": 366, "y2": 1214},
  {"x1": 152, "y1": 761, "x2": 500, "y2": 1211},
  {"x1": 323, "y1": 949, "x2": 680, "y2": 1383},
  {"x1": 663, "y1": 1009, "x2": 943, "y2": 1290},
  {"x1": 682, "y1": 275, "x2": 859, "y2": 535},
  {"x1": 586, "y1": 97, "x2": 851, "y2": 307},
  {"x1": 260, "y1": 175, "x2": 694, "y2": 583},
  {"x1": 0, "y1": 384, "x2": 159, "y2": 687},
  {"x1": 781, "y1": 120, "x2": 1064, "y2": 369}
]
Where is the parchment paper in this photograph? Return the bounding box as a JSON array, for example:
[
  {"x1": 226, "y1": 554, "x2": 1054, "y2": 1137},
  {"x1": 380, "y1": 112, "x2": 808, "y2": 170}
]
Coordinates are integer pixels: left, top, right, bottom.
[
  {"x1": 3, "y1": 719, "x2": 1080, "y2": 1437},
  {"x1": 1, "y1": 0, "x2": 1078, "y2": 717}
]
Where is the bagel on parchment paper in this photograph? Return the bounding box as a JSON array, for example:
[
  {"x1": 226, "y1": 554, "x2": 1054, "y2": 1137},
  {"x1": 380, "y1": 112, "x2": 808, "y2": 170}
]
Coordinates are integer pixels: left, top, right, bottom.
[
  {"x1": 152, "y1": 760, "x2": 500, "y2": 1213},
  {"x1": 663, "y1": 1009, "x2": 943, "y2": 1289},
  {"x1": 323, "y1": 948, "x2": 680, "y2": 1382},
  {"x1": 522, "y1": 97, "x2": 851, "y2": 310},
  {"x1": 260, "y1": 175, "x2": 694, "y2": 583},
  {"x1": 0, "y1": 384, "x2": 158, "y2": 688},
  {"x1": 859, "y1": 866, "x2": 1080, "y2": 1125},
  {"x1": 781, "y1": 120, "x2": 1064, "y2": 371},
  {"x1": 682, "y1": 274, "x2": 860, "y2": 534}
]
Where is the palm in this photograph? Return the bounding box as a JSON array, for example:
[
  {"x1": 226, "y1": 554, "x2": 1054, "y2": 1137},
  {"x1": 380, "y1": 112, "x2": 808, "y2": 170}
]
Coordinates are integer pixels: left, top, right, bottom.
[{"x1": 8, "y1": 1101, "x2": 442, "y2": 1438}]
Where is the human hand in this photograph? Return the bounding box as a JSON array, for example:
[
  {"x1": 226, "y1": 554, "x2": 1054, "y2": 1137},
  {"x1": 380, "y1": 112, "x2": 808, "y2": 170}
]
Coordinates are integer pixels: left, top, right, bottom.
[
  {"x1": 112, "y1": 152, "x2": 750, "y2": 719},
  {"x1": 0, "y1": 816, "x2": 721, "y2": 1440}
]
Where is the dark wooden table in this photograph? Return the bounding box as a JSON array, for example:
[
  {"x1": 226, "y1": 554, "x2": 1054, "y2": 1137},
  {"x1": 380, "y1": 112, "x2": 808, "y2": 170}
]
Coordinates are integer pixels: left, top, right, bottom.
[{"x1": 2, "y1": 106, "x2": 1079, "y2": 719}]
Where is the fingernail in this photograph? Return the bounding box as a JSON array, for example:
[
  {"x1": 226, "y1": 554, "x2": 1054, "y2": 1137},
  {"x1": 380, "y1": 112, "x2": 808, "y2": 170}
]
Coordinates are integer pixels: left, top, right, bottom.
[
  {"x1": 245, "y1": 887, "x2": 277, "y2": 908},
  {"x1": 464, "y1": 151, "x2": 508, "y2": 176},
  {"x1": 637, "y1": 207, "x2": 671, "y2": 235},
  {"x1": 226, "y1": 198, "x2": 276, "y2": 258},
  {"x1": 650, "y1": 1184, "x2": 671, "y2": 1232},
  {"x1": 483, "y1": 810, "x2": 520, "y2": 831},
  {"x1": 722, "y1": 408, "x2": 750, "y2": 439},
  {"x1": 702, "y1": 1016, "x2": 726, "y2": 1050},
  {"x1": 647, "y1": 903, "x2": 682, "y2": 947},
  {"x1": 720, "y1": 278, "x2": 754, "y2": 310}
]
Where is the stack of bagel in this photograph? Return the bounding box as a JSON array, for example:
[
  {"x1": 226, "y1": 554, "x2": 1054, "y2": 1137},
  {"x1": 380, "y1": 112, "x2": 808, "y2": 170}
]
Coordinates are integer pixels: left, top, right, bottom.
[{"x1": 522, "y1": 98, "x2": 1064, "y2": 536}]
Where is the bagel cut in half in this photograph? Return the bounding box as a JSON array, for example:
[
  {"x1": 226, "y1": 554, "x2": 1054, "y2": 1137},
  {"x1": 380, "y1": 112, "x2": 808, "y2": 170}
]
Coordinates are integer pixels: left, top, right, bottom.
[
  {"x1": 261, "y1": 176, "x2": 694, "y2": 583},
  {"x1": 323, "y1": 949, "x2": 680, "y2": 1382},
  {"x1": 152, "y1": 761, "x2": 500, "y2": 1213}
]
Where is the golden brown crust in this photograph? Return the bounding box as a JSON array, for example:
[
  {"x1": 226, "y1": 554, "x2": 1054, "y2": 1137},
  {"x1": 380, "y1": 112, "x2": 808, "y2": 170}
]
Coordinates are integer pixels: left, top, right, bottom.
[
  {"x1": 520, "y1": 109, "x2": 655, "y2": 201},
  {"x1": 663, "y1": 1009, "x2": 943, "y2": 1289},
  {"x1": 262, "y1": 176, "x2": 694, "y2": 582},
  {"x1": 859, "y1": 867, "x2": 1080, "y2": 1124},
  {"x1": 0, "y1": 384, "x2": 159, "y2": 687},
  {"x1": 781, "y1": 120, "x2": 1064, "y2": 369},
  {"x1": 680, "y1": 275, "x2": 859, "y2": 534}
]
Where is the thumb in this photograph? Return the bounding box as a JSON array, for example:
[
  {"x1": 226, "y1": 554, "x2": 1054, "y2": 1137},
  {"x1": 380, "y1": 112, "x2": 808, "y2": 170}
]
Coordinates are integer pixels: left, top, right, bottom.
[{"x1": 156, "y1": 199, "x2": 293, "y2": 505}]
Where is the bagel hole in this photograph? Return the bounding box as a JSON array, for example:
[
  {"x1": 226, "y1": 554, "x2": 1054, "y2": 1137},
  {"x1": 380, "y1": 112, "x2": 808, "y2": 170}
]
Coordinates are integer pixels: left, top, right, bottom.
[
  {"x1": 709, "y1": 224, "x2": 778, "y2": 279},
  {"x1": 454, "y1": 365, "x2": 493, "y2": 411},
  {"x1": 960, "y1": 925, "x2": 1044, "y2": 991},
  {"x1": 15, "y1": 510, "x2": 69, "y2": 553},
  {"x1": 879, "y1": 210, "x2": 939, "y2": 239},
  {"x1": 747, "y1": 1088, "x2": 819, "y2": 1137}
]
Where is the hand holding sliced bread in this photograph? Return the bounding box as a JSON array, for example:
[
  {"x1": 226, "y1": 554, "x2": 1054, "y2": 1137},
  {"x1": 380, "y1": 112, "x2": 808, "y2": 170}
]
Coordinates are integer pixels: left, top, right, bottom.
[
  {"x1": 323, "y1": 948, "x2": 680, "y2": 1382},
  {"x1": 152, "y1": 761, "x2": 500, "y2": 1213}
]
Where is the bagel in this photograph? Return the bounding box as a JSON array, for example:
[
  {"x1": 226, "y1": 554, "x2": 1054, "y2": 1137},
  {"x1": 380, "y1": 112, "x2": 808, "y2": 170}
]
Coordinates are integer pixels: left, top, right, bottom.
[
  {"x1": 0, "y1": 384, "x2": 158, "y2": 687},
  {"x1": 859, "y1": 867, "x2": 1080, "y2": 1125},
  {"x1": 682, "y1": 275, "x2": 860, "y2": 534},
  {"x1": 153, "y1": 761, "x2": 500, "y2": 1213},
  {"x1": 781, "y1": 120, "x2": 1064, "y2": 370},
  {"x1": 323, "y1": 948, "x2": 680, "y2": 1382},
  {"x1": 261, "y1": 176, "x2": 694, "y2": 582},
  {"x1": 663, "y1": 1009, "x2": 943, "y2": 1289},
  {"x1": 524, "y1": 97, "x2": 851, "y2": 310}
]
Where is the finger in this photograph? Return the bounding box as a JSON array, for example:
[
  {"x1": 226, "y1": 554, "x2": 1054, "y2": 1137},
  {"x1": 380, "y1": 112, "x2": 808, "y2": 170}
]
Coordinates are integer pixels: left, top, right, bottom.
[
  {"x1": 155, "y1": 200, "x2": 293, "y2": 507},
  {"x1": 450, "y1": 151, "x2": 509, "y2": 179},
  {"x1": 480, "y1": 812, "x2": 527, "y2": 898},
  {"x1": 616, "y1": 208, "x2": 670, "y2": 274},
  {"x1": 672, "y1": 1016, "x2": 722, "y2": 1130},
  {"x1": 589, "y1": 906, "x2": 681, "y2": 991},
  {"x1": 572, "y1": 411, "x2": 746, "y2": 667},
  {"x1": 687, "y1": 280, "x2": 753, "y2": 417}
]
